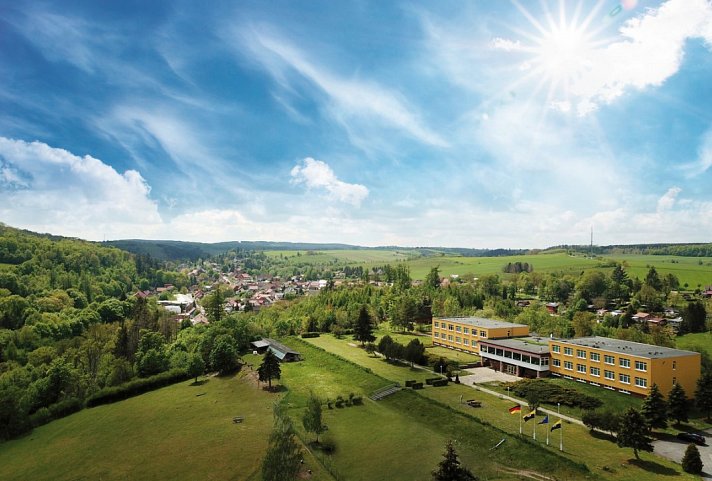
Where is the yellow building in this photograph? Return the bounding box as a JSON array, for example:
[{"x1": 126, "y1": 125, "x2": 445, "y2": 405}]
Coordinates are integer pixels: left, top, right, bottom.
[
  {"x1": 432, "y1": 317, "x2": 530, "y2": 354},
  {"x1": 548, "y1": 336, "x2": 700, "y2": 397}
]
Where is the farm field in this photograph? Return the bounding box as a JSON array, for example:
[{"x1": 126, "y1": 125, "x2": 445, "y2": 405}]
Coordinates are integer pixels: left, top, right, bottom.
[
  {"x1": 0, "y1": 373, "x2": 331, "y2": 481},
  {"x1": 263, "y1": 249, "x2": 712, "y2": 287},
  {"x1": 302, "y1": 334, "x2": 698, "y2": 481}
]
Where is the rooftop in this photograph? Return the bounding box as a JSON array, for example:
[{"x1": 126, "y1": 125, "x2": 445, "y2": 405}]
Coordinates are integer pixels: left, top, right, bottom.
[
  {"x1": 557, "y1": 336, "x2": 700, "y2": 359},
  {"x1": 480, "y1": 336, "x2": 551, "y2": 355},
  {"x1": 437, "y1": 317, "x2": 528, "y2": 330}
]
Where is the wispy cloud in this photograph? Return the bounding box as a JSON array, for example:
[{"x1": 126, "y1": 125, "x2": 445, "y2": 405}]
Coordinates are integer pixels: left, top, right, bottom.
[
  {"x1": 681, "y1": 126, "x2": 712, "y2": 176},
  {"x1": 290, "y1": 157, "x2": 368, "y2": 206},
  {"x1": 236, "y1": 27, "x2": 447, "y2": 148}
]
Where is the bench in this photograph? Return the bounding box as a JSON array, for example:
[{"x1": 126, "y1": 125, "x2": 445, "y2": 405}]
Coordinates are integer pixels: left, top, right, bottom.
[{"x1": 465, "y1": 400, "x2": 482, "y2": 408}]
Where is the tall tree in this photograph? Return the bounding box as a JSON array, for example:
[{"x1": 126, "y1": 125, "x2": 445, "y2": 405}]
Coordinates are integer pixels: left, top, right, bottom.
[
  {"x1": 644, "y1": 266, "x2": 663, "y2": 291},
  {"x1": 616, "y1": 408, "x2": 653, "y2": 459},
  {"x1": 302, "y1": 393, "x2": 326, "y2": 443},
  {"x1": 667, "y1": 383, "x2": 689, "y2": 426},
  {"x1": 641, "y1": 383, "x2": 667, "y2": 430},
  {"x1": 432, "y1": 440, "x2": 478, "y2": 481},
  {"x1": 426, "y1": 266, "x2": 441, "y2": 289},
  {"x1": 404, "y1": 338, "x2": 426, "y2": 367},
  {"x1": 610, "y1": 264, "x2": 629, "y2": 303},
  {"x1": 683, "y1": 301, "x2": 707, "y2": 334},
  {"x1": 209, "y1": 335, "x2": 238, "y2": 374},
  {"x1": 681, "y1": 443, "x2": 704, "y2": 474},
  {"x1": 187, "y1": 352, "x2": 205, "y2": 383},
  {"x1": 262, "y1": 408, "x2": 302, "y2": 481},
  {"x1": 353, "y1": 305, "x2": 375, "y2": 346},
  {"x1": 258, "y1": 349, "x2": 281, "y2": 389},
  {"x1": 204, "y1": 285, "x2": 225, "y2": 324},
  {"x1": 696, "y1": 370, "x2": 712, "y2": 421}
]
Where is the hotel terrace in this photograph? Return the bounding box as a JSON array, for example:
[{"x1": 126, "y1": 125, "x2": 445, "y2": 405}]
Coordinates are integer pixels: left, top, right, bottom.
[{"x1": 432, "y1": 317, "x2": 701, "y2": 397}]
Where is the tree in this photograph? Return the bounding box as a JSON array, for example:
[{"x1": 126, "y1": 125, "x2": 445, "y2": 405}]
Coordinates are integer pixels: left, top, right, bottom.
[
  {"x1": 426, "y1": 266, "x2": 441, "y2": 289},
  {"x1": 681, "y1": 443, "x2": 704, "y2": 474},
  {"x1": 377, "y1": 335, "x2": 394, "y2": 357},
  {"x1": 696, "y1": 370, "x2": 712, "y2": 420},
  {"x1": 683, "y1": 301, "x2": 707, "y2": 334},
  {"x1": 210, "y1": 335, "x2": 238, "y2": 375},
  {"x1": 572, "y1": 312, "x2": 595, "y2": 337},
  {"x1": 610, "y1": 264, "x2": 629, "y2": 303},
  {"x1": 641, "y1": 383, "x2": 667, "y2": 430},
  {"x1": 302, "y1": 393, "x2": 326, "y2": 443},
  {"x1": 616, "y1": 408, "x2": 653, "y2": 459},
  {"x1": 353, "y1": 305, "x2": 375, "y2": 346},
  {"x1": 262, "y1": 408, "x2": 302, "y2": 481},
  {"x1": 404, "y1": 338, "x2": 426, "y2": 367},
  {"x1": 667, "y1": 383, "x2": 689, "y2": 426},
  {"x1": 204, "y1": 286, "x2": 225, "y2": 324},
  {"x1": 644, "y1": 266, "x2": 663, "y2": 291},
  {"x1": 432, "y1": 440, "x2": 478, "y2": 481},
  {"x1": 258, "y1": 349, "x2": 281, "y2": 389},
  {"x1": 187, "y1": 352, "x2": 205, "y2": 383}
]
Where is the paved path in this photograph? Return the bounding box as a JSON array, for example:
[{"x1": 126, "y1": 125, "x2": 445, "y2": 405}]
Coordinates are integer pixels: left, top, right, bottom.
[{"x1": 653, "y1": 429, "x2": 712, "y2": 480}]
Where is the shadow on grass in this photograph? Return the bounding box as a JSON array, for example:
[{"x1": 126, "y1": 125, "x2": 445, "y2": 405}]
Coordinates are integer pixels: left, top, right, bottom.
[
  {"x1": 307, "y1": 440, "x2": 336, "y2": 454},
  {"x1": 627, "y1": 458, "x2": 680, "y2": 476},
  {"x1": 262, "y1": 385, "x2": 287, "y2": 393},
  {"x1": 189, "y1": 379, "x2": 209, "y2": 386}
]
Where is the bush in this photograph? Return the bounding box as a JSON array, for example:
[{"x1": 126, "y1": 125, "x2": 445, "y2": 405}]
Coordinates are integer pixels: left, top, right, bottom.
[
  {"x1": 29, "y1": 397, "x2": 83, "y2": 428},
  {"x1": 86, "y1": 369, "x2": 189, "y2": 407},
  {"x1": 507, "y1": 379, "x2": 602, "y2": 410},
  {"x1": 431, "y1": 379, "x2": 449, "y2": 387},
  {"x1": 582, "y1": 409, "x2": 621, "y2": 433},
  {"x1": 351, "y1": 395, "x2": 363, "y2": 405},
  {"x1": 425, "y1": 377, "x2": 441, "y2": 385},
  {"x1": 404, "y1": 380, "x2": 416, "y2": 387},
  {"x1": 335, "y1": 395, "x2": 345, "y2": 408},
  {"x1": 682, "y1": 443, "x2": 703, "y2": 474},
  {"x1": 301, "y1": 332, "x2": 321, "y2": 339},
  {"x1": 411, "y1": 382, "x2": 423, "y2": 390}
]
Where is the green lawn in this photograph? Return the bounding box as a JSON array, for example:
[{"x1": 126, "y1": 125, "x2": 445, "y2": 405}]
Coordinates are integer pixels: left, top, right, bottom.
[
  {"x1": 373, "y1": 326, "x2": 481, "y2": 364},
  {"x1": 303, "y1": 333, "x2": 699, "y2": 481},
  {"x1": 675, "y1": 332, "x2": 712, "y2": 358},
  {"x1": 0, "y1": 373, "x2": 332, "y2": 481}
]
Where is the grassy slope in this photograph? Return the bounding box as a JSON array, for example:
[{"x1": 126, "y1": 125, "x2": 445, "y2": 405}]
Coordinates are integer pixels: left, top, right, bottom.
[
  {"x1": 0, "y1": 373, "x2": 332, "y2": 481},
  {"x1": 303, "y1": 334, "x2": 698, "y2": 481}
]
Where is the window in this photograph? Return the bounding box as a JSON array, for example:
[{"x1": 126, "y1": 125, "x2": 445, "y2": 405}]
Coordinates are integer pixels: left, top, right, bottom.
[
  {"x1": 635, "y1": 377, "x2": 648, "y2": 388},
  {"x1": 522, "y1": 355, "x2": 530, "y2": 364},
  {"x1": 635, "y1": 360, "x2": 647, "y2": 372},
  {"x1": 619, "y1": 374, "x2": 630, "y2": 384},
  {"x1": 434, "y1": 321, "x2": 439, "y2": 328},
  {"x1": 434, "y1": 332, "x2": 439, "y2": 338},
  {"x1": 604, "y1": 355, "x2": 615, "y2": 365},
  {"x1": 577, "y1": 349, "x2": 586, "y2": 359},
  {"x1": 564, "y1": 347, "x2": 573, "y2": 356},
  {"x1": 577, "y1": 364, "x2": 586, "y2": 373},
  {"x1": 590, "y1": 352, "x2": 600, "y2": 362},
  {"x1": 463, "y1": 339, "x2": 469, "y2": 346},
  {"x1": 552, "y1": 359, "x2": 561, "y2": 367},
  {"x1": 447, "y1": 335, "x2": 453, "y2": 341},
  {"x1": 455, "y1": 337, "x2": 461, "y2": 344},
  {"x1": 564, "y1": 361, "x2": 573, "y2": 371},
  {"x1": 590, "y1": 367, "x2": 600, "y2": 377},
  {"x1": 455, "y1": 326, "x2": 461, "y2": 332},
  {"x1": 673, "y1": 377, "x2": 677, "y2": 384},
  {"x1": 448, "y1": 324, "x2": 454, "y2": 331},
  {"x1": 463, "y1": 328, "x2": 469, "y2": 334},
  {"x1": 513, "y1": 352, "x2": 521, "y2": 361},
  {"x1": 619, "y1": 358, "x2": 630, "y2": 368},
  {"x1": 673, "y1": 361, "x2": 677, "y2": 370},
  {"x1": 604, "y1": 370, "x2": 615, "y2": 380},
  {"x1": 542, "y1": 358, "x2": 549, "y2": 366},
  {"x1": 480, "y1": 330, "x2": 487, "y2": 338},
  {"x1": 552, "y1": 345, "x2": 560, "y2": 353}
]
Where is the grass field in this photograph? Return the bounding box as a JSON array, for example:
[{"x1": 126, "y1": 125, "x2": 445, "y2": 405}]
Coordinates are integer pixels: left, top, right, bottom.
[
  {"x1": 372, "y1": 326, "x2": 481, "y2": 364},
  {"x1": 676, "y1": 332, "x2": 712, "y2": 358},
  {"x1": 0, "y1": 373, "x2": 332, "y2": 481},
  {"x1": 262, "y1": 249, "x2": 712, "y2": 287},
  {"x1": 303, "y1": 334, "x2": 699, "y2": 481}
]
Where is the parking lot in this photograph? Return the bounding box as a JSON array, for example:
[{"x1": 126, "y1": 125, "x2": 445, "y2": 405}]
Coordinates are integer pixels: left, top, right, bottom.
[{"x1": 653, "y1": 430, "x2": 712, "y2": 480}]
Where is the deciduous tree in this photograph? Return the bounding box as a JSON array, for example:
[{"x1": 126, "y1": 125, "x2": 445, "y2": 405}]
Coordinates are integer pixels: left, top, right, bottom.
[
  {"x1": 302, "y1": 393, "x2": 326, "y2": 443},
  {"x1": 262, "y1": 408, "x2": 302, "y2": 481}
]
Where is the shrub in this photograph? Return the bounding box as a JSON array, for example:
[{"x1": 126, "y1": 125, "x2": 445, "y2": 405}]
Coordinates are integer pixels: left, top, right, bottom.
[
  {"x1": 682, "y1": 443, "x2": 703, "y2": 474},
  {"x1": 582, "y1": 409, "x2": 621, "y2": 433},
  {"x1": 431, "y1": 379, "x2": 449, "y2": 387},
  {"x1": 507, "y1": 379, "x2": 602, "y2": 410},
  {"x1": 29, "y1": 397, "x2": 84, "y2": 427},
  {"x1": 412, "y1": 382, "x2": 424, "y2": 390},
  {"x1": 301, "y1": 332, "x2": 321, "y2": 339},
  {"x1": 351, "y1": 395, "x2": 363, "y2": 405},
  {"x1": 425, "y1": 377, "x2": 441, "y2": 385},
  {"x1": 335, "y1": 395, "x2": 344, "y2": 408},
  {"x1": 86, "y1": 369, "x2": 189, "y2": 407},
  {"x1": 405, "y1": 380, "x2": 416, "y2": 387}
]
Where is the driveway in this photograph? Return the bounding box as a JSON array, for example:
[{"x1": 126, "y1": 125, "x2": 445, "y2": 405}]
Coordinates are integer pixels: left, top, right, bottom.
[
  {"x1": 653, "y1": 430, "x2": 712, "y2": 480},
  {"x1": 459, "y1": 367, "x2": 519, "y2": 384}
]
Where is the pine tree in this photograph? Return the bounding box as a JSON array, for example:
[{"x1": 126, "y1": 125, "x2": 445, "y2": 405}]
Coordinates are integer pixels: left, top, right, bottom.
[
  {"x1": 667, "y1": 383, "x2": 689, "y2": 426},
  {"x1": 353, "y1": 305, "x2": 375, "y2": 346},
  {"x1": 696, "y1": 370, "x2": 712, "y2": 421},
  {"x1": 302, "y1": 393, "x2": 326, "y2": 443},
  {"x1": 616, "y1": 408, "x2": 653, "y2": 459},
  {"x1": 258, "y1": 349, "x2": 281, "y2": 389},
  {"x1": 681, "y1": 443, "x2": 703, "y2": 474},
  {"x1": 262, "y1": 407, "x2": 302, "y2": 481},
  {"x1": 641, "y1": 383, "x2": 667, "y2": 430},
  {"x1": 432, "y1": 440, "x2": 478, "y2": 481}
]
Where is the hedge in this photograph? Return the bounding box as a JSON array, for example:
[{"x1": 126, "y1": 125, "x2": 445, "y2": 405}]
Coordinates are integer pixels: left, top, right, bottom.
[
  {"x1": 29, "y1": 398, "x2": 84, "y2": 428},
  {"x1": 86, "y1": 369, "x2": 190, "y2": 408},
  {"x1": 301, "y1": 332, "x2": 321, "y2": 338}
]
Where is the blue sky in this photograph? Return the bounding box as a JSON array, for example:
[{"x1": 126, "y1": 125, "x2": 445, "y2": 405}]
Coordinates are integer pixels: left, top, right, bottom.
[{"x1": 1, "y1": 0, "x2": 711, "y2": 248}]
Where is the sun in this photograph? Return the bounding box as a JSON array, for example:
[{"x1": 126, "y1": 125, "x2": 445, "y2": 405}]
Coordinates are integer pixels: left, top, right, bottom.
[{"x1": 534, "y1": 22, "x2": 593, "y2": 87}]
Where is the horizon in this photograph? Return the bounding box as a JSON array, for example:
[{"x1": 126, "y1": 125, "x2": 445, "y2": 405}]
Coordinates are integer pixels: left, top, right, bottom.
[{"x1": 1, "y1": 0, "x2": 712, "y2": 248}]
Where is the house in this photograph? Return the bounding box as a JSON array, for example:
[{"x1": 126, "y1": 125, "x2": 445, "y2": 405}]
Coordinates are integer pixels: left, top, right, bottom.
[
  {"x1": 432, "y1": 317, "x2": 530, "y2": 353},
  {"x1": 545, "y1": 302, "x2": 559, "y2": 314},
  {"x1": 479, "y1": 336, "x2": 551, "y2": 378},
  {"x1": 251, "y1": 338, "x2": 302, "y2": 362},
  {"x1": 632, "y1": 312, "x2": 651, "y2": 323}
]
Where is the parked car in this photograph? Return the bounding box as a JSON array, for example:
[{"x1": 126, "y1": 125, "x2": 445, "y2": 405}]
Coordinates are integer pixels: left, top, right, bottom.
[{"x1": 677, "y1": 432, "x2": 707, "y2": 446}]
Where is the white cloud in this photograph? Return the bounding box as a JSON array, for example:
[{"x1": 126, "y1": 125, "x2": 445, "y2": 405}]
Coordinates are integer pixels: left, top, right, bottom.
[
  {"x1": 290, "y1": 157, "x2": 368, "y2": 206},
  {"x1": 570, "y1": 0, "x2": 712, "y2": 114},
  {"x1": 237, "y1": 28, "x2": 447, "y2": 148},
  {"x1": 0, "y1": 137, "x2": 163, "y2": 239},
  {"x1": 657, "y1": 186, "x2": 682, "y2": 211},
  {"x1": 490, "y1": 37, "x2": 523, "y2": 52},
  {"x1": 682, "y1": 127, "x2": 712, "y2": 176}
]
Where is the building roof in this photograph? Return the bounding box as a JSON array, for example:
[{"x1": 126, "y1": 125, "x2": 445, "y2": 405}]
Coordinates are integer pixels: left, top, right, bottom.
[
  {"x1": 251, "y1": 340, "x2": 270, "y2": 349},
  {"x1": 262, "y1": 338, "x2": 301, "y2": 359},
  {"x1": 436, "y1": 317, "x2": 528, "y2": 330},
  {"x1": 480, "y1": 336, "x2": 551, "y2": 355},
  {"x1": 556, "y1": 336, "x2": 699, "y2": 359}
]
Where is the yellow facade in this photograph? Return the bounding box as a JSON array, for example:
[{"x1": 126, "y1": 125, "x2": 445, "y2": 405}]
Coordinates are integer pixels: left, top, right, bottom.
[
  {"x1": 548, "y1": 338, "x2": 700, "y2": 398},
  {"x1": 432, "y1": 317, "x2": 530, "y2": 354}
]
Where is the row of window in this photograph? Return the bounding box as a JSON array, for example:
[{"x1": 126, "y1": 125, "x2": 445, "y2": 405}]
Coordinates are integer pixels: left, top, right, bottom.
[
  {"x1": 554, "y1": 359, "x2": 649, "y2": 387},
  {"x1": 432, "y1": 322, "x2": 488, "y2": 338},
  {"x1": 480, "y1": 345, "x2": 548, "y2": 366},
  {"x1": 551, "y1": 345, "x2": 652, "y2": 371},
  {"x1": 433, "y1": 332, "x2": 477, "y2": 347}
]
